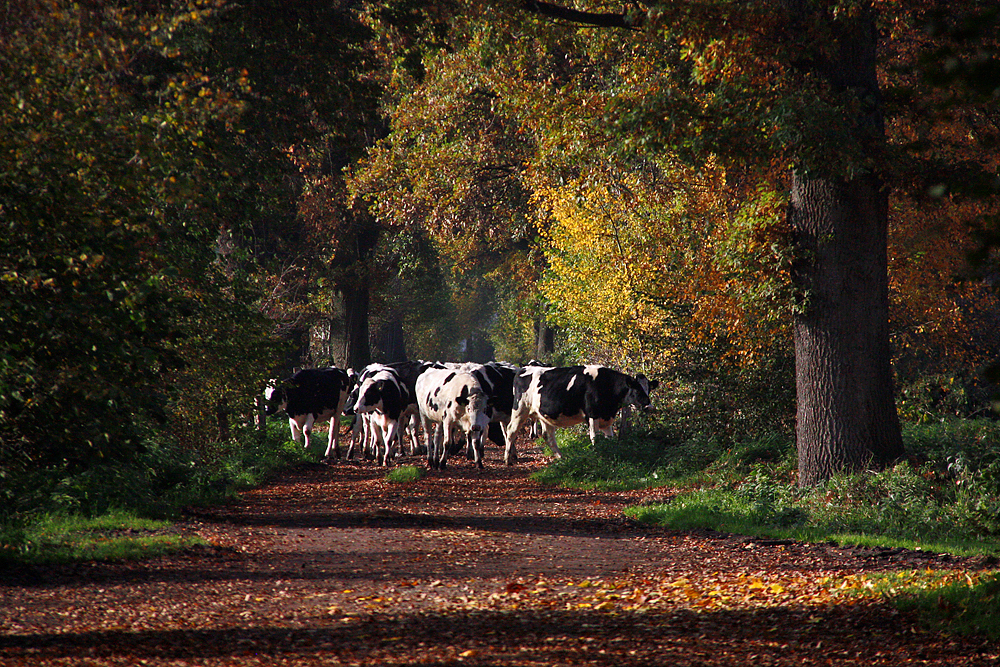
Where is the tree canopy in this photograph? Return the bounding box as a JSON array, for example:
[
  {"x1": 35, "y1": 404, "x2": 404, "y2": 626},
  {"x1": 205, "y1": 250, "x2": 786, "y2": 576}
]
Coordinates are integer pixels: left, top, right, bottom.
[{"x1": 1, "y1": 0, "x2": 997, "y2": 492}]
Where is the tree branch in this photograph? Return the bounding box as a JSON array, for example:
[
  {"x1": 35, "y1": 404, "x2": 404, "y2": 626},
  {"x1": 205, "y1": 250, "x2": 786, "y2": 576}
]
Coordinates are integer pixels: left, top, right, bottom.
[{"x1": 520, "y1": 1, "x2": 636, "y2": 29}]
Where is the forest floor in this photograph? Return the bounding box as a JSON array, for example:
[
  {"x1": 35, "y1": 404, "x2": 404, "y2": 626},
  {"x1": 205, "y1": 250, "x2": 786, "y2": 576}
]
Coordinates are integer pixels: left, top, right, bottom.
[{"x1": 2, "y1": 441, "x2": 999, "y2": 666}]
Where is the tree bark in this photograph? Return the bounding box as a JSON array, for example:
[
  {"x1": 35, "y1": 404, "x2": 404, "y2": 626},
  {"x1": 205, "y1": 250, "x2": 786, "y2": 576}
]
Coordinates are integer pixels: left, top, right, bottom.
[
  {"x1": 535, "y1": 317, "x2": 555, "y2": 358},
  {"x1": 215, "y1": 398, "x2": 230, "y2": 442},
  {"x1": 791, "y1": 174, "x2": 904, "y2": 485},
  {"x1": 375, "y1": 313, "x2": 408, "y2": 363},
  {"x1": 790, "y1": 4, "x2": 905, "y2": 485},
  {"x1": 341, "y1": 281, "x2": 371, "y2": 370}
]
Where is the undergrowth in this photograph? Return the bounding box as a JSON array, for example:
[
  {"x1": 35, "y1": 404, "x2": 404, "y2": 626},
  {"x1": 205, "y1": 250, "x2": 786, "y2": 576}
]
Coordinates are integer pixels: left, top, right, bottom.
[
  {"x1": 0, "y1": 419, "x2": 314, "y2": 566},
  {"x1": 0, "y1": 511, "x2": 204, "y2": 566}
]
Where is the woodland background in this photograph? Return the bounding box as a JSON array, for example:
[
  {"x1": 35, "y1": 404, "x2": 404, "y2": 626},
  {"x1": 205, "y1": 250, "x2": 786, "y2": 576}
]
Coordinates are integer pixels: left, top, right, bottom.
[{"x1": 1, "y1": 0, "x2": 999, "y2": 520}]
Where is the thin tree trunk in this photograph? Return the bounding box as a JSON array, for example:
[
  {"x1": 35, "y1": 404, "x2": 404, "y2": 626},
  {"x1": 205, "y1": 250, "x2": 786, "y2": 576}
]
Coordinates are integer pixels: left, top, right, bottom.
[
  {"x1": 341, "y1": 282, "x2": 371, "y2": 370},
  {"x1": 535, "y1": 317, "x2": 555, "y2": 358},
  {"x1": 215, "y1": 398, "x2": 230, "y2": 442},
  {"x1": 255, "y1": 395, "x2": 267, "y2": 442}
]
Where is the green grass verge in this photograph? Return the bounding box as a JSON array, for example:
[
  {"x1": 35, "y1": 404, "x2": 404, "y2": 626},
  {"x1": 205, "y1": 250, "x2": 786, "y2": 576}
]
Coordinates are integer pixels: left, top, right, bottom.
[
  {"x1": 830, "y1": 569, "x2": 1000, "y2": 642},
  {"x1": 534, "y1": 416, "x2": 1000, "y2": 639},
  {"x1": 895, "y1": 571, "x2": 1000, "y2": 641},
  {"x1": 0, "y1": 510, "x2": 205, "y2": 566},
  {"x1": 1, "y1": 420, "x2": 315, "y2": 567}
]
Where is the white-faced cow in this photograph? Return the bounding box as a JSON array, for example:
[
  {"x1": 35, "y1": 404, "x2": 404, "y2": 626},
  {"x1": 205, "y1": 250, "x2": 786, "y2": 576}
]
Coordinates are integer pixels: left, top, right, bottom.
[
  {"x1": 344, "y1": 360, "x2": 437, "y2": 461},
  {"x1": 416, "y1": 367, "x2": 491, "y2": 469},
  {"x1": 505, "y1": 365, "x2": 657, "y2": 462},
  {"x1": 446, "y1": 361, "x2": 519, "y2": 462},
  {"x1": 264, "y1": 367, "x2": 354, "y2": 458}
]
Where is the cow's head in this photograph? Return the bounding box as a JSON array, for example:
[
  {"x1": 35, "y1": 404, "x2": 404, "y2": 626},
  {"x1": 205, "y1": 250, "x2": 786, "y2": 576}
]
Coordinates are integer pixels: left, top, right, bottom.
[
  {"x1": 263, "y1": 382, "x2": 288, "y2": 416},
  {"x1": 455, "y1": 384, "x2": 488, "y2": 433},
  {"x1": 340, "y1": 370, "x2": 362, "y2": 415},
  {"x1": 626, "y1": 373, "x2": 658, "y2": 412},
  {"x1": 353, "y1": 378, "x2": 386, "y2": 414}
]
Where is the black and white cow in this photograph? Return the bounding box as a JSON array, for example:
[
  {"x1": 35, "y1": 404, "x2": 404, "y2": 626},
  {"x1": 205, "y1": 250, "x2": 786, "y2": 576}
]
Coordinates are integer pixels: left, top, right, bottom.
[
  {"x1": 415, "y1": 367, "x2": 491, "y2": 469},
  {"x1": 264, "y1": 367, "x2": 354, "y2": 458},
  {"x1": 441, "y1": 361, "x2": 519, "y2": 457},
  {"x1": 348, "y1": 360, "x2": 442, "y2": 465},
  {"x1": 505, "y1": 365, "x2": 658, "y2": 462}
]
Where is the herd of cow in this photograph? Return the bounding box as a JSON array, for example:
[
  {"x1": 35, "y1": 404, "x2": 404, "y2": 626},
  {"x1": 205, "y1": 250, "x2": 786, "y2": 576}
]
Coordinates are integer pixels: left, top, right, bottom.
[{"x1": 263, "y1": 360, "x2": 658, "y2": 470}]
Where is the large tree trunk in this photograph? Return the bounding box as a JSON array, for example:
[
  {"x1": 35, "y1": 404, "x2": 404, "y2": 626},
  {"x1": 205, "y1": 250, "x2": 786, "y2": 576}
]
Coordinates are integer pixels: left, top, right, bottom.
[
  {"x1": 791, "y1": 174, "x2": 904, "y2": 485},
  {"x1": 517, "y1": 0, "x2": 907, "y2": 484},
  {"x1": 790, "y1": 4, "x2": 905, "y2": 485}
]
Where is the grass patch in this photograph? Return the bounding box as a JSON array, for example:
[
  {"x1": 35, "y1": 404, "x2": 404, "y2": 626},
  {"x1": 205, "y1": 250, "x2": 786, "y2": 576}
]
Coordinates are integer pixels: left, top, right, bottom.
[
  {"x1": 538, "y1": 418, "x2": 1000, "y2": 558},
  {"x1": 0, "y1": 419, "x2": 314, "y2": 567},
  {"x1": 895, "y1": 571, "x2": 1000, "y2": 641},
  {"x1": 537, "y1": 416, "x2": 1000, "y2": 638},
  {"x1": 828, "y1": 569, "x2": 1000, "y2": 641},
  {"x1": 0, "y1": 510, "x2": 204, "y2": 567},
  {"x1": 385, "y1": 465, "x2": 426, "y2": 483},
  {"x1": 530, "y1": 419, "x2": 743, "y2": 491}
]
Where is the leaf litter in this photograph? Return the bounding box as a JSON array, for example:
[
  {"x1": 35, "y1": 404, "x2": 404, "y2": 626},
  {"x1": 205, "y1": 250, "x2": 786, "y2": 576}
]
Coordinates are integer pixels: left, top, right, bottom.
[{"x1": 1, "y1": 443, "x2": 998, "y2": 665}]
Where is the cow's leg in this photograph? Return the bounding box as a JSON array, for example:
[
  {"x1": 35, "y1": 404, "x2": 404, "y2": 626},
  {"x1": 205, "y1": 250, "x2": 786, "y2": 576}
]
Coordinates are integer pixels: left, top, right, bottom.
[
  {"x1": 503, "y1": 411, "x2": 526, "y2": 466},
  {"x1": 410, "y1": 420, "x2": 423, "y2": 456},
  {"x1": 324, "y1": 416, "x2": 340, "y2": 459},
  {"x1": 422, "y1": 419, "x2": 437, "y2": 469},
  {"x1": 471, "y1": 430, "x2": 485, "y2": 469},
  {"x1": 398, "y1": 413, "x2": 410, "y2": 455},
  {"x1": 300, "y1": 414, "x2": 317, "y2": 451},
  {"x1": 545, "y1": 425, "x2": 563, "y2": 459},
  {"x1": 429, "y1": 423, "x2": 443, "y2": 470},
  {"x1": 465, "y1": 429, "x2": 475, "y2": 460},
  {"x1": 421, "y1": 417, "x2": 433, "y2": 467},
  {"x1": 399, "y1": 412, "x2": 416, "y2": 456},
  {"x1": 289, "y1": 417, "x2": 303, "y2": 444},
  {"x1": 404, "y1": 412, "x2": 423, "y2": 456},
  {"x1": 364, "y1": 416, "x2": 377, "y2": 460},
  {"x1": 438, "y1": 420, "x2": 453, "y2": 470},
  {"x1": 380, "y1": 421, "x2": 399, "y2": 466},
  {"x1": 588, "y1": 418, "x2": 615, "y2": 444},
  {"x1": 372, "y1": 419, "x2": 386, "y2": 466},
  {"x1": 345, "y1": 414, "x2": 360, "y2": 459}
]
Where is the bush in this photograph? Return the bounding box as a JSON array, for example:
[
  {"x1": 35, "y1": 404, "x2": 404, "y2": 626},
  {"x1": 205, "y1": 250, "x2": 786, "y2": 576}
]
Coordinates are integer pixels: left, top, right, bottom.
[{"x1": 1, "y1": 418, "x2": 311, "y2": 523}]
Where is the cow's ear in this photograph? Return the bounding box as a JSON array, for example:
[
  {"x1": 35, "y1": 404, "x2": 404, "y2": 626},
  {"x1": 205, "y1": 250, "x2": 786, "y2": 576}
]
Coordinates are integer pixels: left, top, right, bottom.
[{"x1": 648, "y1": 379, "x2": 659, "y2": 392}]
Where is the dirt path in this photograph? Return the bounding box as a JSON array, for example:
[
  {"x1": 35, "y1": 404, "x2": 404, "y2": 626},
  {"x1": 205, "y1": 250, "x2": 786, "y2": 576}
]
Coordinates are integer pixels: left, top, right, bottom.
[{"x1": 2, "y1": 444, "x2": 998, "y2": 666}]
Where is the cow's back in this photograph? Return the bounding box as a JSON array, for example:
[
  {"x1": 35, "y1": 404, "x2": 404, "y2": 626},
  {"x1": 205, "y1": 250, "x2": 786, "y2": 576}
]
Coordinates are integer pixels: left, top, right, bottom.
[
  {"x1": 535, "y1": 365, "x2": 590, "y2": 420},
  {"x1": 286, "y1": 367, "x2": 350, "y2": 416},
  {"x1": 417, "y1": 368, "x2": 486, "y2": 423}
]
